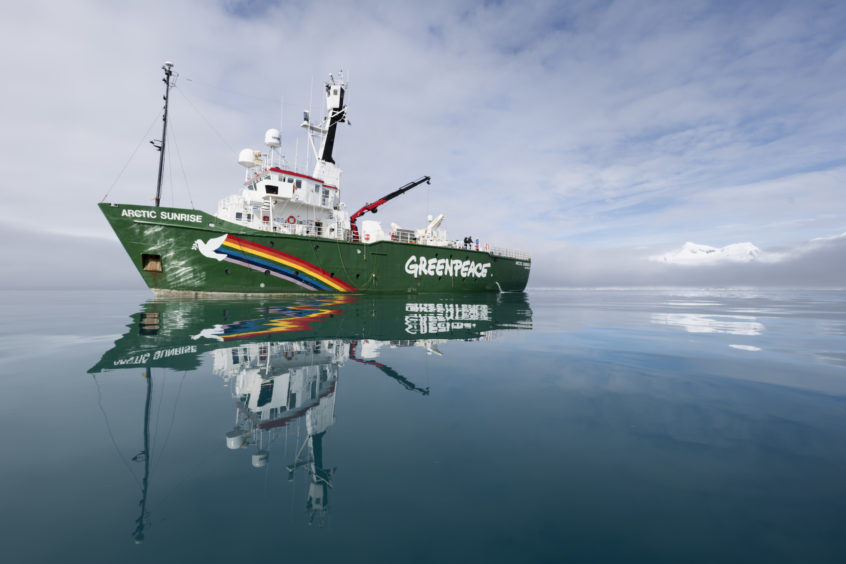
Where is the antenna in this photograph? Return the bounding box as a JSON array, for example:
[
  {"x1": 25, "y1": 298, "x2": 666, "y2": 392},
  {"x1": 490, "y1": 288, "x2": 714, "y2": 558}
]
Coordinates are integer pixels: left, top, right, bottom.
[
  {"x1": 279, "y1": 94, "x2": 285, "y2": 166},
  {"x1": 307, "y1": 75, "x2": 313, "y2": 174}
]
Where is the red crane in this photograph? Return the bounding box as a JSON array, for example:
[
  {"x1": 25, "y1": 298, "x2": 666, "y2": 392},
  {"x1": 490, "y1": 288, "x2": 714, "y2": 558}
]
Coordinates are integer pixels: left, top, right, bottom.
[{"x1": 349, "y1": 176, "x2": 431, "y2": 241}]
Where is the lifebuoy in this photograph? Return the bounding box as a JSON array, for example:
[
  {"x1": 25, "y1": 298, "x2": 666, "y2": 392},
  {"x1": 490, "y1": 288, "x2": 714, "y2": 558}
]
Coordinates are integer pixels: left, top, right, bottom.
[
  {"x1": 286, "y1": 216, "x2": 296, "y2": 224},
  {"x1": 284, "y1": 351, "x2": 294, "y2": 360}
]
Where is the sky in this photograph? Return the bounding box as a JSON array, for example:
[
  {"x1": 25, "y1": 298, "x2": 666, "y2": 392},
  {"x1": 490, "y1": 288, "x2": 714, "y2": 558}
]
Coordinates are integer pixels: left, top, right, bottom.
[{"x1": 2, "y1": 0, "x2": 845, "y2": 288}]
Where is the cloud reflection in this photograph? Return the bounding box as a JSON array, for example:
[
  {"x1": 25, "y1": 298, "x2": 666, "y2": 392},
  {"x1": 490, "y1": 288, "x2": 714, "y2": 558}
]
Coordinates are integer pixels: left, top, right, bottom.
[{"x1": 652, "y1": 313, "x2": 764, "y2": 336}]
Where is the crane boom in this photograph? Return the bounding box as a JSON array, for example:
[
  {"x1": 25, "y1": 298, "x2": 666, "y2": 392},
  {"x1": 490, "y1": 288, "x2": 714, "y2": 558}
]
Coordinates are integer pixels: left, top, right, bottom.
[
  {"x1": 348, "y1": 341, "x2": 430, "y2": 395},
  {"x1": 349, "y1": 176, "x2": 431, "y2": 241}
]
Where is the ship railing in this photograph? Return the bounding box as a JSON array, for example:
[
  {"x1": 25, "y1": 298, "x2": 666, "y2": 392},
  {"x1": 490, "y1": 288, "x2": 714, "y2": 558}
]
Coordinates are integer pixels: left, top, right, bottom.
[
  {"x1": 340, "y1": 229, "x2": 530, "y2": 260},
  {"x1": 392, "y1": 230, "x2": 417, "y2": 244},
  {"x1": 488, "y1": 247, "x2": 531, "y2": 261}
]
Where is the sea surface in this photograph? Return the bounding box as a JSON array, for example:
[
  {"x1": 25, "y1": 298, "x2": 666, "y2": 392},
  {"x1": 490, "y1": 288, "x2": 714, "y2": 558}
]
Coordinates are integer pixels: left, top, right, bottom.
[{"x1": 1, "y1": 288, "x2": 845, "y2": 563}]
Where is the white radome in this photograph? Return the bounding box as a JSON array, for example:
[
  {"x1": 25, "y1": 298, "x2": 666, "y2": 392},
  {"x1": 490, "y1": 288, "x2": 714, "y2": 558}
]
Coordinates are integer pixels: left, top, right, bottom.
[
  {"x1": 265, "y1": 128, "x2": 281, "y2": 148},
  {"x1": 238, "y1": 148, "x2": 256, "y2": 168},
  {"x1": 251, "y1": 451, "x2": 269, "y2": 468},
  {"x1": 225, "y1": 430, "x2": 245, "y2": 450}
]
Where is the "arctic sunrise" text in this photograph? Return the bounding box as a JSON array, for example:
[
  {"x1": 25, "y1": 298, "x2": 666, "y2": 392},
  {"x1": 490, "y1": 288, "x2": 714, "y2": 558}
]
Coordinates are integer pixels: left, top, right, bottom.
[{"x1": 121, "y1": 208, "x2": 202, "y2": 223}]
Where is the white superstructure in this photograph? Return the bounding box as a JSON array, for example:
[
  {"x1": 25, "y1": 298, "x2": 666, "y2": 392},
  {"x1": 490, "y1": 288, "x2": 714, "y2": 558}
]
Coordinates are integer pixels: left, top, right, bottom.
[
  {"x1": 214, "y1": 336, "x2": 438, "y2": 525},
  {"x1": 214, "y1": 72, "x2": 455, "y2": 248},
  {"x1": 216, "y1": 72, "x2": 351, "y2": 240}
]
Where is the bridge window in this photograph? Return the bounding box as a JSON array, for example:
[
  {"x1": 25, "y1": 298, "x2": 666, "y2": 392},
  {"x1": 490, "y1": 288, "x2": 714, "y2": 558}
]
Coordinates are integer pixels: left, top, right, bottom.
[
  {"x1": 265, "y1": 184, "x2": 278, "y2": 195},
  {"x1": 257, "y1": 380, "x2": 274, "y2": 408}
]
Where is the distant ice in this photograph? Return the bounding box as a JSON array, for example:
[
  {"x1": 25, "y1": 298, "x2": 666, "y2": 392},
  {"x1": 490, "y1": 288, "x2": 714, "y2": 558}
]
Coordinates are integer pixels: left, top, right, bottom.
[
  {"x1": 729, "y1": 344, "x2": 762, "y2": 351},
  {"x1": 650, "y1": 242, "x2": 763, "y2": 265}
]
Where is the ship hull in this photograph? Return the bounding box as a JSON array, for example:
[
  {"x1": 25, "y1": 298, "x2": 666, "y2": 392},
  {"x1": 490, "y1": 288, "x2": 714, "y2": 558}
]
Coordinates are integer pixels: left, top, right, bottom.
[{"x1": 99, "y1": 203, "x2": 530, "y2": 294}]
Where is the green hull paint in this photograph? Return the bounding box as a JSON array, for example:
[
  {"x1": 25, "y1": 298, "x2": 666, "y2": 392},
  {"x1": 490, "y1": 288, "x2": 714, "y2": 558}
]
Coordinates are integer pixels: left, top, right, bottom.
[{"x1": 99, "y1": 203, "x2": 530, "y2": 294}]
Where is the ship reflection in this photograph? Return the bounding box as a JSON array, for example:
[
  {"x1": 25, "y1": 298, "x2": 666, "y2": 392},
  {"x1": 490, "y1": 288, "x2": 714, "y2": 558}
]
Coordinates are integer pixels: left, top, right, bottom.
[
  {"x1": 219, "y1": 338, "x2": 346, "y2": 526},
  {"x1": 89, "y1": 293, "x2": 532, "y2": 536}
]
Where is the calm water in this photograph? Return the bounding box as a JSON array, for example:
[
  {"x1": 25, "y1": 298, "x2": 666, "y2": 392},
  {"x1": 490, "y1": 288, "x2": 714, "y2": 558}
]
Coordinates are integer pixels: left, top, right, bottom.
[{"x1": 1, "y1": 288, "x2": 845, "y2": 563}]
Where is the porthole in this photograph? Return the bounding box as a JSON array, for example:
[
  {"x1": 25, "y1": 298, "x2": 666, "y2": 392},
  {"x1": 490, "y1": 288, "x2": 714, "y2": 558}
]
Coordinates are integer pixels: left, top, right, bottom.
[{"x1": 224, "y1": 268, "x2": 231, "y2": 275}]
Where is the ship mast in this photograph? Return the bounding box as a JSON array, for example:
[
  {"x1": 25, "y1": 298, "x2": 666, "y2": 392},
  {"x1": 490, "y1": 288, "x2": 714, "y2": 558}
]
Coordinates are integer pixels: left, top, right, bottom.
[
  {"x1": 132, "y1": 367, "x2": 153, "y2": 543},
  {"x1": 152, "y1": 61, "x2": 174, "y2": 208},
  {"x1": 318, "y1": 74, "x2": 346, "y2": 165},
  {"x1": 302, "y1": 71, "x2": 348, "y2": 188}
]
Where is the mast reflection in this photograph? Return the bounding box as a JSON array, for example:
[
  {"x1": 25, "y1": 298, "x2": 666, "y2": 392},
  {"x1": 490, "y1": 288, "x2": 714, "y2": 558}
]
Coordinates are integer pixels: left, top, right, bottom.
[{"x1": 90, "y1": 293, "x2": 532, "y2": 535}]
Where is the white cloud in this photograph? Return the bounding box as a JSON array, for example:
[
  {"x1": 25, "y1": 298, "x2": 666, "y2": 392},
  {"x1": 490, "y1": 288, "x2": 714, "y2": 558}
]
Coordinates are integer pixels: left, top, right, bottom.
[{"x1": 2, "y1": 0, "x2": 845, "y2": 288}]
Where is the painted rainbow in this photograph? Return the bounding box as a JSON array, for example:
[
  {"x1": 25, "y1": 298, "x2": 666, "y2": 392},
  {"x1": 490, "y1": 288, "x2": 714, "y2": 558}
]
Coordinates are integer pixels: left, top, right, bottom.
[{"x1": 204, "y1": 234, "x2": 357, "y2": 292}]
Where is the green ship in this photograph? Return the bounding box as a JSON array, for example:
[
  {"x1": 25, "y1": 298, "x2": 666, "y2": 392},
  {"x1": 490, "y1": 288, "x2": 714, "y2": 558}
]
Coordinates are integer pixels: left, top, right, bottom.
[{"x1": 100, "y1": 63, "x2": 531, "y2": 296}]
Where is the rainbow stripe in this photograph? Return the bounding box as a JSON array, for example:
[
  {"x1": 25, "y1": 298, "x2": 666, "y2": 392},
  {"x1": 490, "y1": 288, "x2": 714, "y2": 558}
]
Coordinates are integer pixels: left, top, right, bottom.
[
  {"x1": 214, "y1": 234, "x2": 356, "y2": 292},
  {"x1": 220, "y1": 296, "x2": 356, "y2": 340}
]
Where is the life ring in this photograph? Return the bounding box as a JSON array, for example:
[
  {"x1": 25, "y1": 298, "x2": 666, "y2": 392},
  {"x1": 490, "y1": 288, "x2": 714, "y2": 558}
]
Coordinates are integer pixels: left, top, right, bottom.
[
  {"x1": 284, "y1": 351, "x2": 294, "y2": 360},
  {"x1": 286, "y1": 215, "x2": 296, "y2": 225}
]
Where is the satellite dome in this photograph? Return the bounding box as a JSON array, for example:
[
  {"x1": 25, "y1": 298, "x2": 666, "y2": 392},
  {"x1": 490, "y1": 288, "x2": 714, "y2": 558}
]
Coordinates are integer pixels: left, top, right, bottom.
[
  {"x1": 265, "y1": 128, "x2": 281, "y2": 148},
  {"x1": 225, "y1": 430, "x2": 244, "y2": 450},
  {"x1": 252, "y1": 450, "x2": 269, "y2": 468},
  {"x1": 238, "y1": 148, "x2": 256, "y2": 168}
]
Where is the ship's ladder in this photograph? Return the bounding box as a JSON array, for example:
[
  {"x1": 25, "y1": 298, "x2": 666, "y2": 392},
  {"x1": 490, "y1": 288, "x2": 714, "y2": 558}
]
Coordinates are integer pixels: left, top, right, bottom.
[{"x1": 260, "y1": 200, "x2": 273, "y2": 228}]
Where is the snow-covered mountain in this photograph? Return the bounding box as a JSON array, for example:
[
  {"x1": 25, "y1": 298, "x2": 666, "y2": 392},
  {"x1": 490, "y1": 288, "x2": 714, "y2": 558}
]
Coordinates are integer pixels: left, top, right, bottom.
[{"x1": 650, "y1": 242, "x2": 763, "y2": 265}]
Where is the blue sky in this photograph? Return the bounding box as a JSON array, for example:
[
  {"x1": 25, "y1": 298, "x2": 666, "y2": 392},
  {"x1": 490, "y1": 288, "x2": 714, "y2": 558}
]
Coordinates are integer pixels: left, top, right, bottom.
[{"x1": 2, "y1": 0, "x2": 845, "y2": 287}]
